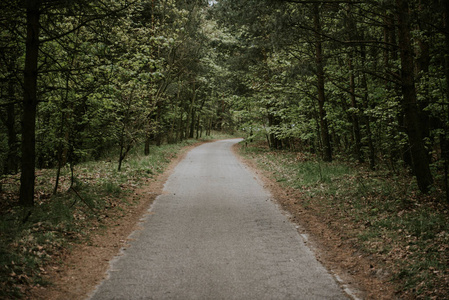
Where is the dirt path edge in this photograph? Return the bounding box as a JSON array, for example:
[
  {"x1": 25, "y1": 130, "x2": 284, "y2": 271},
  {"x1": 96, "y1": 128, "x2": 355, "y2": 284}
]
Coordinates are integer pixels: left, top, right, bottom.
[
  {"x1": 28, "y1": 139, "x2": 398, "y2": 300},
  {"x1": 232, "y1": 143, "x2": 399, "y2": 300}
]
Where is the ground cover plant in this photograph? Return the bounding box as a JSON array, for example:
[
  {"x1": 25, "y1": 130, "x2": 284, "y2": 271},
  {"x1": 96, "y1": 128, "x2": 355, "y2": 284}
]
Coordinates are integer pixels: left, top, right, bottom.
[
  {"x1": 0, "y1": 134, "x2": 233, "y2": 298},
  {"x1": 239, "y1": 141, "x2": 449, "y2": 299}
]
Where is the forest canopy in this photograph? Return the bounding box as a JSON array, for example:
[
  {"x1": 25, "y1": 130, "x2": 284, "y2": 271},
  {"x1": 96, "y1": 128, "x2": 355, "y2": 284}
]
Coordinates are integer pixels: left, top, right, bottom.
[{"x1": 1, "y1": 0, "x2": 448, "y2": 205}]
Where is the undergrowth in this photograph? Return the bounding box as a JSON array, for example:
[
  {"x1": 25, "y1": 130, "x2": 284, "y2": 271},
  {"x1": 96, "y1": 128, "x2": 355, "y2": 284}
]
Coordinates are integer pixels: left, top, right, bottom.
[
  {"x1": 239, "y1": 141, "x2": 449, "y2": 299},
  {"x1": 0, "y1": 133, "x2": 234, "y2": 298}
]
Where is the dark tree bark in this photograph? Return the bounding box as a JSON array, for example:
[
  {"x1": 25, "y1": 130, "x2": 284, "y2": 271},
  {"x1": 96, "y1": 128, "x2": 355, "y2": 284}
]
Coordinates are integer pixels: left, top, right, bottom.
[
  {"x1": 189, "y1": 109, "x2": 195, "y2": 139},
  {"x1": 144, "y1": 136, "x2": 151, "y2": 155},
  {"x1": 359, "y1": 41, "x2": 376, "y2": 170},
  {"x1": 313, "y1": 3, "x2": 332, "y2": 162},
  {"x1": 267, "y1": 111, "x2": 282, "y2": 149},
  {"x1": 19, "y1": 0, "x2": 41, "y2": 207},
  {"x1": 344, "y1": 4, "x2": 363, "y2": 163},
  {"x1": 415, "y1": 0, "x2": 431, "y2": 143},
  {"x1": 186, "y1": 85, "x2": 197, "y2": 139},
  {"x1": 348, "y1": 52, "x2": 363, "y2": 163},
  {"x1": 195, "y1": 98, "x2": 206, "y2": 139},
  {"x1": 396, "y1": 0, "x2": 433, "y2": 193},
  {"x1": 118, "y1": 95, "x2": 134, "y2": 172},
  {"x1": 442, "y1": 0, "x2": 449, "y2": 202}
]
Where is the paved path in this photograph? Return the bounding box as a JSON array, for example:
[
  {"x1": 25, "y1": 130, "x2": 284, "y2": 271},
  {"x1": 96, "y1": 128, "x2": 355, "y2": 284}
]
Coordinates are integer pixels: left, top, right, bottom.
[{"x1": 90, "y1": 139, "x2": 347, "y2": 299}]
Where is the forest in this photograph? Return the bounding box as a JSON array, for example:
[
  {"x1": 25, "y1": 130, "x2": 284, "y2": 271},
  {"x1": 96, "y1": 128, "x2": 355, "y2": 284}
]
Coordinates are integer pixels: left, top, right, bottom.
[
  {"x1": 2, "y1": 0, "x2": 449, "y2": 205},
  {"x1": 1, "y1": 0, "x2": 449, "y2": 298}
]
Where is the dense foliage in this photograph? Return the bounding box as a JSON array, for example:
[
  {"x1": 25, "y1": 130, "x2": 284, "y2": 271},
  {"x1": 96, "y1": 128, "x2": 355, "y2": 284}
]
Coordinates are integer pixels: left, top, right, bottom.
[
  {"x1": 3, "y1": 0, "x2": 447, "y2": 205},
  {"x1": 1, "y1": 0, "x2": 449, "y2": 297},
  {"x1": 211, "y1": 0, "x2": 449, "y2": 197},
  {"x1": 0, "y1": 0, "x2": 235, "y2": 206},
  {"x1": 0, "y1": 0, "x2": 447, "y2": 210}
]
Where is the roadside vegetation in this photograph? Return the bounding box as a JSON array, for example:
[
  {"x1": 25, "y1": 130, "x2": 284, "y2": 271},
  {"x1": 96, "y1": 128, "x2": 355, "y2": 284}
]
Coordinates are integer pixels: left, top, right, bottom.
[
  {"x1": 2, "y1": 0, "x2": 449, "y2": 298},
  {"x1": 0, "y1": 133, "x2": 232, "y2": 298},
  {"x1": 239, "y1": 140, "x2": 449, "y2": 299}
]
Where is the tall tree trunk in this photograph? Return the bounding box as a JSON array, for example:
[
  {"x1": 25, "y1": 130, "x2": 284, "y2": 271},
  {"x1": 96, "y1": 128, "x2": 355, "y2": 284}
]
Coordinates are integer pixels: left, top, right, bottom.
[
  {"x1": 443, "y1": 0, "x2": 449, "y2": 202},
  {"x1": 345, "y1": 4, "x2": 363, "y2": 163},
  {"x1": 195, "y1": 98, "x2": 206, "y2": 139},
  {"x1": 19, "y1": 1, "x2": 40, "y2": 207},
  {"x1": 348, "y1": 53, "x2": 363, "y2": 163},
  {"x1": 267, "y1": 110, "x2": 282, "y2": 149},
  {"x1": 396, "y1": 0, "x2": 433, "y2": 193},
  {"x1": 415, "y1": 0, "x2": 431, "y2": 142},
  {"x1": 362, "y1": 84, "x2": 375, "y2": 170},
  {"x1": 54, "y1": 57, "x2": 74, "y2": 194},
  {"x1": 383, "y1": 11, "x2": 412, "y2": 167},
  {"x1": 118, "y1": 95, "x2": 133, "y2": 171},
  {"x1": 206, "y1": 118, "x2": 212, "y2": 136},
  {"x1": 360, "y1": 43, "x2": 376, "y2": 170},
  {"x1": 144, "y1": 136, "x2": 151, "y2": 155},
  {"x1": 186, "y1": 85, "x2": 197, "y2": 139},
  {"x1": 313, "y1": 3, "x2": 332, "y2": 162},
  {"x1": 189, "y1": 109, "x2": 195, "y2": 139},
  {"x1": 54, "y1": 112, "x2": 65, "y2": 195},
  {"x1": 196, "y1": 115, "x2": 201, "y2": 139}
]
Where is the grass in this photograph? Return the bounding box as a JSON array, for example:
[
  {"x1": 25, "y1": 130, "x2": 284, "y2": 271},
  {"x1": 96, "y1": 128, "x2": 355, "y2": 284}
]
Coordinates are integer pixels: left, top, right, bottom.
[
  {"x1": 239, "y1": 140, "x2": 449, "y2": 299},
  {"x1": 0, "y1": 132, "x2": 237, "y2": 298}
]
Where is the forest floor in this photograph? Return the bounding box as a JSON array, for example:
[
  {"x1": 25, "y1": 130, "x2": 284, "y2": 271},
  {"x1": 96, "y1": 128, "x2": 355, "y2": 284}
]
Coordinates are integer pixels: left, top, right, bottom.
[
  {"x1": 0, "y1": 139, "x2": 206, "y2": 299},
  {"x1": 26, "y1": 142, "x2": 198, "y2": 300},
  {"x1": 1, "y1": 138, "x2": 448, "y2": 299},
  {"x1": 233, "y1": 144, "x2": 396, "y2": 299}
]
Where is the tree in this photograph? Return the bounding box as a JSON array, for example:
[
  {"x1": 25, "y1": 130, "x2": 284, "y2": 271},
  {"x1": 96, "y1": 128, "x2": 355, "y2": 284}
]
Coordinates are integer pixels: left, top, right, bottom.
[
  {"x1": 395, "y1": 0, "x2": 433, "y2": 193},
  {"x1": 211, "y1": 0, "x2": 444, "y2": 194},
  {"x1": 20, "y1": 0, "x2": 41, "y2": 207},
  {"x1": 11, "y1": 0, "x2": 137, "y2": 206},
  {"x1": 313, "y1": 3, "x2": 332, "y2": 161}
]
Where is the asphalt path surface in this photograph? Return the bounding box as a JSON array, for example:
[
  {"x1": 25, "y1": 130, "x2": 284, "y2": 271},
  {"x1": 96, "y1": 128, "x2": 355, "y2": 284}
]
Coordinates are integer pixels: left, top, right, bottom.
[{"x1": 89, "y1": 139, "x2": 347, "y2": 300}]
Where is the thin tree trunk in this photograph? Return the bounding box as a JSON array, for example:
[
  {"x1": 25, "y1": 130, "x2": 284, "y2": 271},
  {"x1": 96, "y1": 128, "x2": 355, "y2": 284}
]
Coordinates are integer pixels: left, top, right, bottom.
[
  {"x1": 19, "y1": 1, "x2": 40, "y2": 207},
  {"x1": 206, "y1": 118, "x2": 211, "y2": 136},
  {"x1": 396, "y1": 0, "x2": 433, "y2": 193},
  {"x1": 196, "y1": 115, "x2": 201, "y2": 139},
  {"x1": 195, "y1": 98, "x2": 206, "y2": 139},
  {"x1": 144, "y1": 137, "x2": 151, "y2": 155},
  {"x1": 186, "y1": 84, "x2": 196, "y2": 139},
  {"x1": 348, "y1": 53, "x2": 363, "y2": 163},
  {"x1": 383, "y1": 11, "x2": 412, "y2": 167},
  {"x1": 443, "y1": 0, "x2": 449, "y2": 202},
  {"x1": 360, "y1": 44, "x2": 376, "y2": 170},
  {"x1": 54, "y1": 53, "x2": 74, "y2": 194},
  {"x1": 345, "y1": 4, "x2": 363, "y2": 163},
  {"x1": 313, "y1": 3, "x2": 332, "y2": 162},
  {"x1": 118, "y1": 94, "x2": 134, "y2": 171},
  {"x1": 415, "y1": 0, "x2": 431, "y2": 141},
  {"x1": 54, "y1": 112, "x2": 65, "y2": 195},
  {"x1": 268, "y1": 112, "x2": 281, "y2": 149}
]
